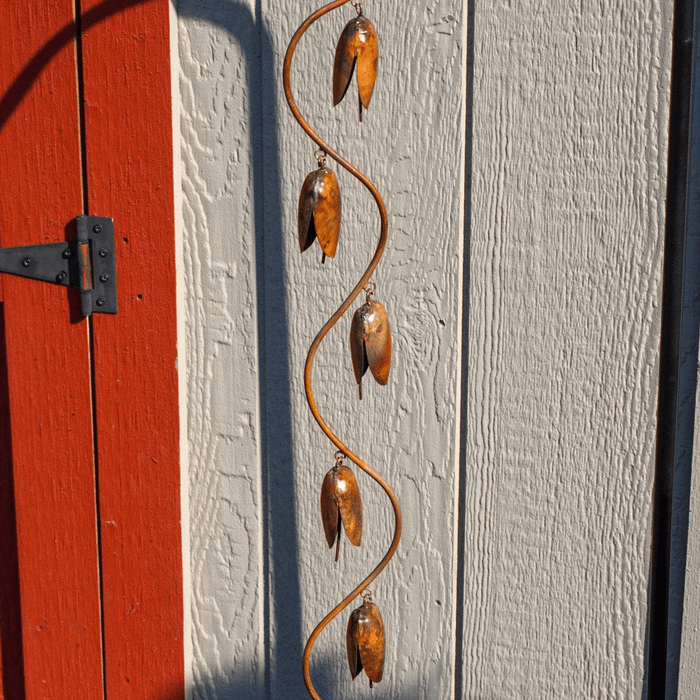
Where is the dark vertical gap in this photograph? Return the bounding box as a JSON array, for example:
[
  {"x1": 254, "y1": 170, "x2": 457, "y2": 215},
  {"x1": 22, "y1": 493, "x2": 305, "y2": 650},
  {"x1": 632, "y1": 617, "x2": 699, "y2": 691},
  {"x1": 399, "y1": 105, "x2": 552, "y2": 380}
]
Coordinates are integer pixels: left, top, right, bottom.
[
  {"x1": 86, "y1": 307, "x2": 107, "y2": 700},
  {"x1": 667, "y1": 0, "x2": 700, "y2": 695},
  {"x1": 0, "y1": 302, "x2": 27, "y2": 700},
  {"x1": 647, "y1": 0, "x2": 695, "y2": 697},
  {"x1": 74, "y1": 0, "x2": 90, "y2": 212},
  {"x1": 454, "y1": 0, "x2": 475, "y2": 697},
  {"x1": 74, "y1": 3, "x2": 107, "y2": 699}
]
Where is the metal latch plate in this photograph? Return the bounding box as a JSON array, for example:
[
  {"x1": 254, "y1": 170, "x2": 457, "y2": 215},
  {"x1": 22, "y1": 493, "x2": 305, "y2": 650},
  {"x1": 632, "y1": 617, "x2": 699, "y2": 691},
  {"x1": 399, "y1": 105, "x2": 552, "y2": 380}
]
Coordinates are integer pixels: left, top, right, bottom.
[
  {"x1": 0, "y1": 215, "x2": 117, "y2": 316},
  {"x1": 77, "y1": 215, "x2": 117, "y2": 315}
]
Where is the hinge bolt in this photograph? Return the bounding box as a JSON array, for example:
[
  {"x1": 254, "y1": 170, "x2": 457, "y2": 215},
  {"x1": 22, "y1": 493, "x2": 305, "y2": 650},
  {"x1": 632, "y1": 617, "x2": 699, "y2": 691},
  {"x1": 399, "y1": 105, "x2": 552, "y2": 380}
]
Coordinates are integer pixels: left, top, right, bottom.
[
  {"x1": 56, "y1": 272, "x2": 67, "y2": 283},
  {"x1": 22, "y1": 258, "x2": 31, "y2": 267},
  {"x1": 93, "y1": 225, "x2": 102, "y2": 233},
  {"x1": 63, "y1": 248, "x2": 72, "y2": 259},
  {"x1": 96, "y1": 298, "x2": 106, "y2": 307},
  {"x1": 99, "y1": 249, "x2": 108, "y2": 258},
  {"x1": 99, "y1": 274, "x2": 109, "y2": 283}
]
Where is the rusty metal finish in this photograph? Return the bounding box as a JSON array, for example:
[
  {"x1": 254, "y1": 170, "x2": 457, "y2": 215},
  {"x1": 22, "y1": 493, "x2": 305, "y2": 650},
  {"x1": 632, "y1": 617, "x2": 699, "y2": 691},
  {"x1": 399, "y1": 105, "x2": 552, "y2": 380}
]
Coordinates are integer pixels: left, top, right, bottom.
[
  {"x1": 298, "y1": 166, "x2": 342, "y2": 259},
  {"x1": 78, "y1": 242, "x2": 93, "y2": 291},
  {"x1": 350, "y1": 295, "x2": 391, "y2": 399},
  {"x1": 346, "y1": 596, "x2": 385, "y2": 687},
  {"x1": 333, "y1": 15, "x2": 378, "y2": 120},
  {"x1": 283, "y1": 1, "x2": 402, "y2": 698},
  {"x1": 320, "y1": 457, "x2": 362, "y2": 561}
]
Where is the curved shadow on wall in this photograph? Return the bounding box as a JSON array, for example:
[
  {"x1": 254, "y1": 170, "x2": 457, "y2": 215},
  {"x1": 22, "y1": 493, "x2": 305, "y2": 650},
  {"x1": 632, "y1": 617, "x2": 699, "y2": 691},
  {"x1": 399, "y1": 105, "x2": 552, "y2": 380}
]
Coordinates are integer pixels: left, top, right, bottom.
[
  {"x1": 0, "y1": 0, "x2": 147, "y2": 129},
  {"x1": 177, "y1": 0, "x2": 302, "y2": 697}
]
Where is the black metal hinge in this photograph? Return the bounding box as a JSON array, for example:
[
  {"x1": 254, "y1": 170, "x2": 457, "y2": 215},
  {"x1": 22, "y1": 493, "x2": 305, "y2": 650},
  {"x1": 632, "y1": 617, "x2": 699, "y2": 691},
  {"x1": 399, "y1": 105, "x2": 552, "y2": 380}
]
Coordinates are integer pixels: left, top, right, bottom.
[{"x1": 0, "y1": 215, "x2": 117, "y2": 316}]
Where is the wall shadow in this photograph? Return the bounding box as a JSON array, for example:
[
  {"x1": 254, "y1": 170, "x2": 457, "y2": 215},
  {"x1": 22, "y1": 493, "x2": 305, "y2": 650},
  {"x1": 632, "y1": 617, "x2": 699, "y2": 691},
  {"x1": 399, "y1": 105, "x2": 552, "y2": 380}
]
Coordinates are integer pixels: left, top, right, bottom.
[
  {"x1": 176, "y1": 0, "x2": 303, "y2": 697},
  {"x1": 158, "y1": 656, "x2": 422, "y2": 700}
]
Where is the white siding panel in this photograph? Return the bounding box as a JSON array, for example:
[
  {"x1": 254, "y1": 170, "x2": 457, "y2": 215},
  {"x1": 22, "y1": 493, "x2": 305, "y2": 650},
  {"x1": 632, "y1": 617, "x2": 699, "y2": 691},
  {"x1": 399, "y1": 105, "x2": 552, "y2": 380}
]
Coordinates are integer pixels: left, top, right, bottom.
[
  {"x1": 179, "y1": 4, "x2": 267, "y2": 697},
  {"x1": 463, "y1": 1, "x2": 672, "y2": 697}
]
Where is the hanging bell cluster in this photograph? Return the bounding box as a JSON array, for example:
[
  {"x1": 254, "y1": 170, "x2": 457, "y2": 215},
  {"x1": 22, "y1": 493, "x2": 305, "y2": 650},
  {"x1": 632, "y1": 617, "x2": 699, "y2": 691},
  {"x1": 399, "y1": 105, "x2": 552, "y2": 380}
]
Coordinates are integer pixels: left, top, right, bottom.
[
  {"x1": 319, "y1": 457, "x2": 387, "y2": 688},
  {"x1": 296, "y1": 0, "x2": 390, "y2": 688},
  {"x1": 295, "y1": 2, "x2": 391, "y2": 401},
  {"x1": 347, "y1": 590, "x2": 386, "y2": 688},
  {"x1": 296, "y1": 2, "x2": 378, "y2": 261}
]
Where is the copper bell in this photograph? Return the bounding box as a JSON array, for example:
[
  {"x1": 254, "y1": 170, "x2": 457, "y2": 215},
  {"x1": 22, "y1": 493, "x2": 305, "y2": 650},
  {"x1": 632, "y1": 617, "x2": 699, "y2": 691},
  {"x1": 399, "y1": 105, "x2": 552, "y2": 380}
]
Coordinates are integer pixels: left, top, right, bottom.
[
  {"x1": 298, "y1": 151, "x2": 341, "y2": 263},
  {"x1": 350, "y1": 283, "x2": 391, "y2": 399},
  {"x1": 347, "y1": 590, "x2": 385, "y2": 687},
  {"x1": 320, "y1": 452, "x2": 362, "y2": 562},
  {"x1": 333, "y1": 3, "x2": 378, "y2": 121}
]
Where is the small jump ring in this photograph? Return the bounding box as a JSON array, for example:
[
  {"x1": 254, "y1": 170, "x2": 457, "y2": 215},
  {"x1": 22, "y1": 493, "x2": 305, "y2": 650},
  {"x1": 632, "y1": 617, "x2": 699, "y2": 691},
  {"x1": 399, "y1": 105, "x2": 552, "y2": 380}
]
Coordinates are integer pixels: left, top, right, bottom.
[
  {"x1": 334, "y1": 450, "x2": 346, "y2": 465},
  {"x1": 361, "y1": 589, "x2": 373, "y2": 601},
  {"x1": 351, "y1": 0, "x2": 363, "y2": 15},
  {"x1": 314, "y1": 149, "x2": 327, "y2": 167},
  {"x1": 363, "y1": 281, "x2": 376, "y2": 299}
]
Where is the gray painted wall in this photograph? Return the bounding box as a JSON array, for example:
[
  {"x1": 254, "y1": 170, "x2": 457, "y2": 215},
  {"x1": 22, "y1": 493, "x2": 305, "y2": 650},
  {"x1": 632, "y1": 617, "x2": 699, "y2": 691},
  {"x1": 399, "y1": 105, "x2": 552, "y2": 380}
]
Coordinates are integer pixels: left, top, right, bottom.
[{"x1": 175, "y1": 0, "x2": 691, "y2": 698}]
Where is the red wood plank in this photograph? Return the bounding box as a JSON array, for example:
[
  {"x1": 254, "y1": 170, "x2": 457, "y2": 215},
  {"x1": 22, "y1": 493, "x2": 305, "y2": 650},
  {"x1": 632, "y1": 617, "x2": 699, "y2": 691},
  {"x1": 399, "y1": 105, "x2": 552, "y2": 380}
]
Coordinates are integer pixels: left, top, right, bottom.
[
  {"x1": 0, "y1": 2, "x2": 104, "y2": 698},
  {"x1": 80, "y1": 2, "x2": 185, "y2": 697}
]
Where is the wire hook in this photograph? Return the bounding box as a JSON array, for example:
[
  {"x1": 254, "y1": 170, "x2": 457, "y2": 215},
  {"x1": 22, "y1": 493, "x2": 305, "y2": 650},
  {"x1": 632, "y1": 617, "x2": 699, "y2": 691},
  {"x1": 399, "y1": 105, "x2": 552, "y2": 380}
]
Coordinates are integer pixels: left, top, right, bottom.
[{"x1": 314, "y1": 148, "x2": 327, "y2": 168}]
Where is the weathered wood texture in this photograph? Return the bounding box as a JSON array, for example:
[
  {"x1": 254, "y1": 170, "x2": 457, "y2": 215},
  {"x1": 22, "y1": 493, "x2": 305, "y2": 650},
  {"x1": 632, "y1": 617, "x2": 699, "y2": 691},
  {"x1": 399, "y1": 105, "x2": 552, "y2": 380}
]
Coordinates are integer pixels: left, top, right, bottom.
[
  {"x1": 463, "y1": 1, "x2": 671, "y2": 698},
  {"x1": 179, "y1": 0, "x2": 466, "y2": 696},
  {"x1": 81, "y1": 1, "x2": 185, "y2": 697},
  {"x1": 0, "y1": 2, "x2": 104, "y2": 697}
]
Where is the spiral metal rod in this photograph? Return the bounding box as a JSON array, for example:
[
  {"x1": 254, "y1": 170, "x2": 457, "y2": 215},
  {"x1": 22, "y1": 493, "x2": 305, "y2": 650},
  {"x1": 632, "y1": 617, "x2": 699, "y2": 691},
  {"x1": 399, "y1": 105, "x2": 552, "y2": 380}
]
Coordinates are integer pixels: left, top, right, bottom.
[{"x1": 283, "y1": 2, "x2": 402, "y2": 698}]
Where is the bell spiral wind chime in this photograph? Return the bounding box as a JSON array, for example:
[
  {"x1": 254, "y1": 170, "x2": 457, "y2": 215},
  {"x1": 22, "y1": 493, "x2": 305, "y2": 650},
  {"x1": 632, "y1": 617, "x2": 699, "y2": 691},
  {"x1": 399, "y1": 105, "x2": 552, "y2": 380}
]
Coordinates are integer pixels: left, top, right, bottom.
[{"x1": 283, "y1": 0, "x2": 402, "y2": 697}]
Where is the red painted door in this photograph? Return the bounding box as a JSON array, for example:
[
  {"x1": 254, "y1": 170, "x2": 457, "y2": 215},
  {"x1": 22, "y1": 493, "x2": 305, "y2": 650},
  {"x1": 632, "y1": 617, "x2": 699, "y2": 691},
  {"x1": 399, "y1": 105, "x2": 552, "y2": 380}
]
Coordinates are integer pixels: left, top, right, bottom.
[{"x1": 0, "y1": 2, "x2": 184, "y2": 698}]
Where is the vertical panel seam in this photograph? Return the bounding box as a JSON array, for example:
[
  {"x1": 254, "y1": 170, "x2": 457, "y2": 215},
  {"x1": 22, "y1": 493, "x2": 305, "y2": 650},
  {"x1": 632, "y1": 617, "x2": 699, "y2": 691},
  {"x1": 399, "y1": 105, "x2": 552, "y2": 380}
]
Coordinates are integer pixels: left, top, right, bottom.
[
  {"x1": 169, "y1": 0, "x2": 194, "y2": 696},
  {"x1": 454, "y1": 0, "x2": 475, "y2": 697},
  {"x1": 74, "y1": 2, "x2": 107, "y2": 698}
]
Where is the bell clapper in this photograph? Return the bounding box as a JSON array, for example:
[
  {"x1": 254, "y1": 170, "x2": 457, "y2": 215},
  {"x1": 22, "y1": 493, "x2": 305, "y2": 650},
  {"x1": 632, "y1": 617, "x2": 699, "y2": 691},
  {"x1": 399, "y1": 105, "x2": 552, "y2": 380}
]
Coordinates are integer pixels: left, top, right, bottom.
[{"x1": 335, "y1": 513, "x2": 342, "y2": 563}]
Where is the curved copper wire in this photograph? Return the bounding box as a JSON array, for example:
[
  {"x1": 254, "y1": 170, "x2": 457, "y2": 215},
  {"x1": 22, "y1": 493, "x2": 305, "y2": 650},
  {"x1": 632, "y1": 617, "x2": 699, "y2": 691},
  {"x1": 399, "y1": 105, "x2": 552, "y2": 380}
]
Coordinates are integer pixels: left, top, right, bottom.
[{"x1": 283, "y1": 2, "x2": 402, "y2": 698}]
